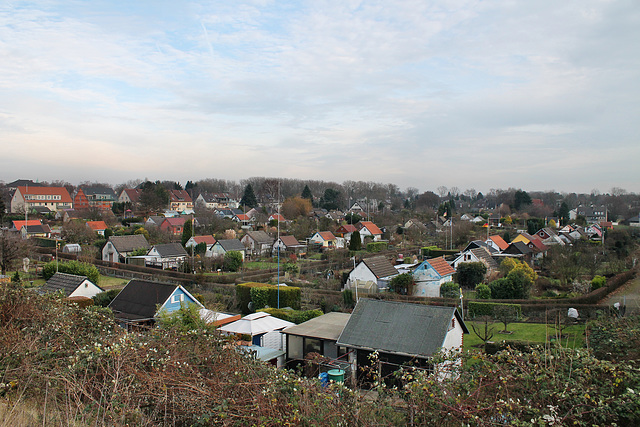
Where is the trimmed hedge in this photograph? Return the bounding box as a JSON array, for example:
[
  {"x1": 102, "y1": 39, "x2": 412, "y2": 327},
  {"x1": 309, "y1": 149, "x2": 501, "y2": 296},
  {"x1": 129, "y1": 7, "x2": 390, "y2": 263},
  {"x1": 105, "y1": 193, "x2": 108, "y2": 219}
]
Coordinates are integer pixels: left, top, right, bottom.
[
  {"x1": 236, "y1": 282, "x2": 271, "y2": 314},
  {"x1": 366, "y1": 242, "x2": 388, "y2": 253},
  {"x1": 236, "y1": 282, "x2": 301, "y2": 314},
  {"x1": 42, "y1": 260, "x2": 100, "y2": 285},
  {"x1": 259, "y1": 308, "x2": 323, "y2": 324},
  {"x1": 469, "y1": 301, "x2": 522, "y2": 319},
  {"x1": 251, "y1": 285, "x2": 301, "y2": 311}
]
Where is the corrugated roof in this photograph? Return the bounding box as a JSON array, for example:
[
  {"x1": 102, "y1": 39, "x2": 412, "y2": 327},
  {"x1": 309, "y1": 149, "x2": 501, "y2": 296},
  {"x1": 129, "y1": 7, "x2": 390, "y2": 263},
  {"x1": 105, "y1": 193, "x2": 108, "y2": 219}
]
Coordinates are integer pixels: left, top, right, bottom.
[
  {"x1": 283, "y1": 312, "x2": 351, "y2": 341},
  {"x1": 469, "y1": 247, "x2": 499, "y2": 270},
  {"x1": 362, "y1": 256, "x2": 398, "y2": 279},
  {"x1": 337, "y1": 299, "x2": 466, "y2": 358}
]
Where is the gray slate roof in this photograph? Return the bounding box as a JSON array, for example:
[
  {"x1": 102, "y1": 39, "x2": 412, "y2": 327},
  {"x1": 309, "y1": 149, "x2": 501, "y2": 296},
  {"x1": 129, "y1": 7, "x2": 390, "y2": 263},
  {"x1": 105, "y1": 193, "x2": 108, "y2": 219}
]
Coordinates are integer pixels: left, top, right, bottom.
[
  {"x1": 362, "y1": 256, "x2": 398, "y2": 279},
  {"x1": 245, "y1": 230, "x2": 274, "y2": 244},
  {"x1": 217, "y1": 239, "x2": 246, "y2": 252},
  {"x1": 337, "y1": 299, "x2": 468, "y2": 358},
  {"x1": 108, "y1": 234, "x2": 150, "y2": 253},
  {"x1": 108, "y1": 280, "x2": 176, "y2": 320},
  {"x1": 152, "y1": 243, "x2": 188, "y2": 257},
  {"x1": 39, "y1": 272, "x2": 102, "y2": 297}
]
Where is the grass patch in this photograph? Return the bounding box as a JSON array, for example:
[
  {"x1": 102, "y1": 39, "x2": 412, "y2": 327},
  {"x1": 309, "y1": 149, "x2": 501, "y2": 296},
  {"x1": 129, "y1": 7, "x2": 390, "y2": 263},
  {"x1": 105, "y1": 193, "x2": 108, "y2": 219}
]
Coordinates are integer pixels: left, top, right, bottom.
[
  {"x1": 243, "y1": 261, "x2": 278, "y2": 270},
  {"x1": 98, "y1": 275, "x2": 129, "y2": 290},
  {"x1": 464, "y1": 321, "x2": 586, "y2": 351}
]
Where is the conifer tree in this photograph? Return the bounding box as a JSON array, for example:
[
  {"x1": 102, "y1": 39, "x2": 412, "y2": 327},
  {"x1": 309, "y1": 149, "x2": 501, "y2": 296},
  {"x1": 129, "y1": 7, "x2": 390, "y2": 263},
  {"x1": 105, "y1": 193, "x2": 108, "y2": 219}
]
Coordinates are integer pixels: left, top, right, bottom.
[{"x1": 240, "y1": 184, "x2": 258, "y2": 209}]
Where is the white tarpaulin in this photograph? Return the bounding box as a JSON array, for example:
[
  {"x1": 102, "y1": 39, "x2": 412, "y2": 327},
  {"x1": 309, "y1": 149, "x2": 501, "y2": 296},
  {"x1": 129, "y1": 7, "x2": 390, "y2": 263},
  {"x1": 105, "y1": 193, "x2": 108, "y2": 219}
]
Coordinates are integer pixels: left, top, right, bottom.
[{"x1": 218, "y1": 312, "x2": 294, "y2": 336}]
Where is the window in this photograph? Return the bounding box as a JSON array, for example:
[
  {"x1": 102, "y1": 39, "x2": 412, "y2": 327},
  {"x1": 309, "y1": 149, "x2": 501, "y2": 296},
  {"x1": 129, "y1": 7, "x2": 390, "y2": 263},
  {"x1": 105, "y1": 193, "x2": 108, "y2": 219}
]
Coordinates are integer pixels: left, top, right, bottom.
[
  {"x1": 171, "y1": 293, "x2": 184, "y2": 304},
  {"x1": 304, "y1": 338, "x2": 322, "y2": 355}
]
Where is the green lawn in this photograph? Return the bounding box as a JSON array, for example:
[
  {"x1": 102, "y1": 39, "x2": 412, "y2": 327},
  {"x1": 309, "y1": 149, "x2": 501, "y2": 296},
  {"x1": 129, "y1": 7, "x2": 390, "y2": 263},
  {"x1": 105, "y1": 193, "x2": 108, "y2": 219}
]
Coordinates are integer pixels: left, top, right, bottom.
[
  {"x1": 463, "y1": 320, "x2": 586, "y2": 351},
  {"x1": 244, "y1": 261, "x2": 279, "y2": 270}
]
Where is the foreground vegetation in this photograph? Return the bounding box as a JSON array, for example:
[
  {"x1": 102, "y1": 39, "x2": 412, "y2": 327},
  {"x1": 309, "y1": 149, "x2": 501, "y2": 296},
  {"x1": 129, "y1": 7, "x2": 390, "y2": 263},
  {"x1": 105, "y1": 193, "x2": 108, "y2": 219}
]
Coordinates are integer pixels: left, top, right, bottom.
[{"x1": 1, "y1": 283, "x2": 639, "y2": 426}]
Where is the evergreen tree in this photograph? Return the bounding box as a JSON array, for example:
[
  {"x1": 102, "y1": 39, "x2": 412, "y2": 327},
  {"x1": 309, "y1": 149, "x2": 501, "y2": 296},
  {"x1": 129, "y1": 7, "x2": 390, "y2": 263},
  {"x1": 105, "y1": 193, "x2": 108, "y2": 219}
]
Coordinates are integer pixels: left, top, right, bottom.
[
  {"x1": 513, "y1": 190, "x2": 532, "y2": 211},
  {"x1": 349, "y1": 230, "x2": 362, "y2": 251},
  {"x1": 301, "y1": 185, "x2": 313, "y2": 201},
  {"x1": 182, "y1": 218, "x2": 193, "y2": 247},
  {"x1": 558, "y1": 202, "x2": 570, "y2": 226},
  {"x1": 240, "y1": 184, "x2": 258, "y2": 209},
  {"x1": 319, "y1": 188, "x2": 342, "y2": 211}
]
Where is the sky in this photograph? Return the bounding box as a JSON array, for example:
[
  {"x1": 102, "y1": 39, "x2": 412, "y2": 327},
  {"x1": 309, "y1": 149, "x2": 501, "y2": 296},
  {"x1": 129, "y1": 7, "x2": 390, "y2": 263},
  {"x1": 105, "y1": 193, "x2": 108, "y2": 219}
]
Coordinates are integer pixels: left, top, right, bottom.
[{"x1": 1, "y1": 0, "x2": 639, "y2": 194}]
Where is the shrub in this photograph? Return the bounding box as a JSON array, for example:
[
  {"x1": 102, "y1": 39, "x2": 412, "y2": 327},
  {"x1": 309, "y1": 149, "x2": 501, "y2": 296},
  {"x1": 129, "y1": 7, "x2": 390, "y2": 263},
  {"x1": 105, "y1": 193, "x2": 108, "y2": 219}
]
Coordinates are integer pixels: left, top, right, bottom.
[
  {"x1": 92, "y1": 289, "x2": 121, "y2": 307},
  {"x1": 456, "y1": 262, "x2": 487, "y2": 288},
  {"x1": 342, "y1": 289, "x2": 354, "y2": 307},
  {"x1": 440, "y1": 282, "x2": 460, "y2": 299},
  {"x1": 388, "y1": 273, "x2": 414, "y2": 295},
  {"x1": 42, "y1": 260, "x2": 100, "y2": 284},
  {"x1": 489, "y1": 269, "x2": 532, "y2": 299},
  {"x1": 475, "y1": 283, "x2": 491, "y2": 299},
  {"x1": 591, "y1": 275, "x2": 606, "y2": 290},
  {"x1": 223, "y1": 251, "x2": 243, "y2": 272},
  {"x1": 259, "y1": 308, "x2": 323, "y2": 324}
]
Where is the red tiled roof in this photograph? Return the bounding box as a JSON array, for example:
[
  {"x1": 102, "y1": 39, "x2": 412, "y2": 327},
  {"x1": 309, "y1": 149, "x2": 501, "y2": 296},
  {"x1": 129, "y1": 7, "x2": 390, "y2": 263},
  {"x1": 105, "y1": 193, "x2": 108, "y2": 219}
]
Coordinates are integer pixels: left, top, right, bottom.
[
  {"x1": 12, "y1": 219, "x2": 42, "y2": 230},
  {"x1": 427, "y1": 256, "x2": 455, "y2": 277},
  {"x1": 193, "y1": 235, "x2": 216, "y2": 245},
  {"x1": 18, "y1": 186, "x2": 72, "y2": 203},
  {"x1": 170, "y1": 190, "x2": 192, "y2": 202},
  {"x1": 164, "y1": 217, "x2": 186, "y2": 226},
  {"x1": 528, "y1": 238, "x2": 548, "y2": 252},
  {"x1": 318, "y1": 231, "x2": 336, "y2": 241},
  {"x1": 279, "y1": 235, "x2": 301, "y2": 246},
  {"x1": 124, "y1": 189, "x2": 141, "y2": 202},
  {"x1": 86, "y1": 221, "x2": 108, "y2": 231},
  {"x1": 336, "y1": 224, "x2": 357, "y2": 233},
  {"x1": 235, "y1": 214, "x2": 250, "y2": 221},
  {"x1": 489, "y1": 235, "x2": 509, "y2": 251},
  {"x1": 358, "y1": 221, "x2": 382, "y2": 235},
  {"x1": 270, "y1": 214, "x2": 285, "y2": 221}
]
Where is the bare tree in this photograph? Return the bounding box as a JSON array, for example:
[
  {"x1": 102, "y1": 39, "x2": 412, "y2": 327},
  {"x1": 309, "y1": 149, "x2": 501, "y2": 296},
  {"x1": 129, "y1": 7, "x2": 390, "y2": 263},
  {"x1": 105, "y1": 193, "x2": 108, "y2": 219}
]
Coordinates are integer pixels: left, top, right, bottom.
[
  {"x1": 437, "y1": 186, "x2": 448, "y2": 197},
  {"x1": 471, "y1": 316, "x2": 496, "y2": 345},
  {"x1": 0, "y1": 231, "x2": 29, "y2": 275}
]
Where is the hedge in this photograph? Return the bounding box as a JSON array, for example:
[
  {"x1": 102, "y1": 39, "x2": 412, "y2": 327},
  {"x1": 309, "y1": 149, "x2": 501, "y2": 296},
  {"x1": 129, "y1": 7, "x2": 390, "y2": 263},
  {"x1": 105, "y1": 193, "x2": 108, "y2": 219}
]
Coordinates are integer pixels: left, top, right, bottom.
[
  {"x1": 236, "y1": 282, "x2": 271, "y2": 314},
  {"x1": 366, "y1": 242, "x2": 388, "y2": 253},
  {"x1": 236, "y1": 282, "x2": 301, "y2": 314},
  {"x1": 250, "y1": 285, "x2": 301, "y2": 311},
  {"x1": 258, "y1": 308, "x2": 323, "y2": 324},
  {"x1": 42, "y1": 260, "x2": 100, "y2": 285},
  {"x1": 468, "y1": 301, "x2": 522, "y2": 319}
]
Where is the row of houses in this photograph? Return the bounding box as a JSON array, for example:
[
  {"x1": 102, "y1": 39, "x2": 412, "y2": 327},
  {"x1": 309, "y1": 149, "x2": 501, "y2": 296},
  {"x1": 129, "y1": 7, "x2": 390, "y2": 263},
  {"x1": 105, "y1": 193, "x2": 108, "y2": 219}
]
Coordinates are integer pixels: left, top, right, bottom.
[{"x1": 36, "y1": 273, "x2": 467, "y2": 383}]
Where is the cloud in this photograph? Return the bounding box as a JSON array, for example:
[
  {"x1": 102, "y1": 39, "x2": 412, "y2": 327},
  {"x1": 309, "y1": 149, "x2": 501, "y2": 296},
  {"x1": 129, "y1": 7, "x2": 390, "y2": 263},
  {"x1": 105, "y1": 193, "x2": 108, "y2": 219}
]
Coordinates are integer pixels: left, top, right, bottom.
[{"x1": 0, "y1": 0, "x2": 638, "y2": 193}]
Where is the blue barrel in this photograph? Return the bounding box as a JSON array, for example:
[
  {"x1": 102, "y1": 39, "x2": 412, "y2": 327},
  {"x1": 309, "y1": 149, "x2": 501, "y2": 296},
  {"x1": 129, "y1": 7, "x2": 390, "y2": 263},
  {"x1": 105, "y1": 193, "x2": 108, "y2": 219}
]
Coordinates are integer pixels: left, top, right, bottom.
[
  {"x1": 327, "y1": 369, "x2": 344, "y2": 383},
  {"x1": 319, "y1": 372, "x2": 329, "y2": 387}
]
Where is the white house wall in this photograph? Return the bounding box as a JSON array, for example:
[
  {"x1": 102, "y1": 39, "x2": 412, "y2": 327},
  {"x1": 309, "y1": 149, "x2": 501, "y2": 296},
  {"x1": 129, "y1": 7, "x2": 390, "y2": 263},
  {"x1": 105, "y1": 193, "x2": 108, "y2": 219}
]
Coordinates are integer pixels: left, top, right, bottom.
[
  {"x1": 68, "y1": 280, "x2": 104, "y2": 299},
  {"x1": 347, "y1": 263, "x2": 378, "y2": 290}
]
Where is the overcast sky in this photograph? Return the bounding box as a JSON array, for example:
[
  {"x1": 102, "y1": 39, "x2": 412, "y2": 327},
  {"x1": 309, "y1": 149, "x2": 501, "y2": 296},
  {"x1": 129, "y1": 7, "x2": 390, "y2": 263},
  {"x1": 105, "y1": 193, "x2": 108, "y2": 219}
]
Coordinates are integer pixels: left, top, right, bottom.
[{"x1": 1, "y1": 0, "x2": 638, "y2": 194}]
